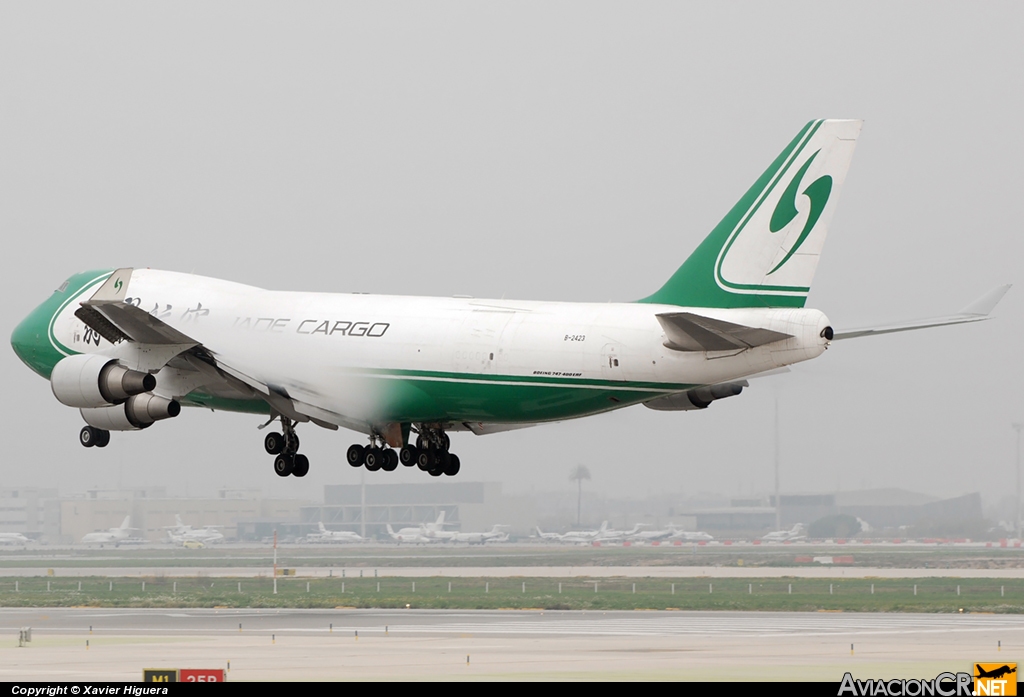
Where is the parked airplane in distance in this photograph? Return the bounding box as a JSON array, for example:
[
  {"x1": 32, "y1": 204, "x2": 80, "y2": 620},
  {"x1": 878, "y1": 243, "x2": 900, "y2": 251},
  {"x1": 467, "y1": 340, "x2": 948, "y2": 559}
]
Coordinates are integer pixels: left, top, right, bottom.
[
  {"x1": 11, "y1": 120, "x2": 1009, "y2": 481},
  {"x1": 668, "y1": 529, "x2": 715, "y2": 543},
  {"x1": 81, "y1": 515, "x2": 136, "y2": 546},
  {"x1": 533, "y1": 527, "x2": 564, "y2": 542},
  {"x1": 385, "y1": 524, "x2": 430, "y2": 545},
  {"x1": 0, "y1": 532, "x2": 31, "y2": 545},
  {"x1": 307, "y1": 522, "x2": 364, "y2": 543},
  {"x1": 534, "y1": 522, "x2": 609, "y2": 543},
  {"x1": 595, "y1": 523, "x2": 645, "y2": 542},
  {"x1": 165, "y1": 515, "x2": 224, "y2": 545},
  {"x1": 447, "y1": 525, "x2": 509, "y2": 545},
  {"x1": 394, "y1": 511, "x2": 449, "y2": 539},
  {"x1": 762, "y1": 524, "x2": 807, "y2": 542}
]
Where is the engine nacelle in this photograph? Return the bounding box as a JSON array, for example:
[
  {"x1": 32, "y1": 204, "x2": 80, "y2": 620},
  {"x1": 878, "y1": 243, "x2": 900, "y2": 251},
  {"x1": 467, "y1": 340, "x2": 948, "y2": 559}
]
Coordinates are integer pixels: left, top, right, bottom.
[
  {"x1": 80, "y1": 394, "x2": 181, "y2": 431},
  {"x1": 643, "y1": 380, "x2": 747, "y2": 411},
  {"x1": 51, "y1": 354, "x2": 156, "y2": 408}
]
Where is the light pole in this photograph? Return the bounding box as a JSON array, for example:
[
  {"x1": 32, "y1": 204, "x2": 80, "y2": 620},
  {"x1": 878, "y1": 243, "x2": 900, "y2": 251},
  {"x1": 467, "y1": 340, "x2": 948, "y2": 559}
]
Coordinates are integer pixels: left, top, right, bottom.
[
  {"x1": 1014, "y1": 424, "x2": 1023, "y2": 540},
  {"x1": 775, "y1": 396, "x2": 781, "y2": 532}
]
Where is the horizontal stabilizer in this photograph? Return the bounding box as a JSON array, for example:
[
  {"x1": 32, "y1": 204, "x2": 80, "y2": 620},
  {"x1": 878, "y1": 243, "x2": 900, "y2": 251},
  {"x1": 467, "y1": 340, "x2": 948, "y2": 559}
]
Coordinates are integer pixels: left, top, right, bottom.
[
  {"x1": 656, "y1": 312, "x2": 792, "y2": 352},
  {"x1": 833, "y1": 284, "x2": 1011, "y2": 340}
]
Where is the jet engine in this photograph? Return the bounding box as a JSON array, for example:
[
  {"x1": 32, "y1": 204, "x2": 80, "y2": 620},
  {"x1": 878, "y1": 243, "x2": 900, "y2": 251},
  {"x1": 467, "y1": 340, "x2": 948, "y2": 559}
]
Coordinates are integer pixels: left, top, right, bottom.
[
  {"x1": 51, "y1": 354, "x2": 156, "y2": 408},
  {"x1": 643, "y1": 380, "x2": 748, "y2": 411},
  {"x1": 80, "y1": 393, "x2": 181, "y2": 431}
]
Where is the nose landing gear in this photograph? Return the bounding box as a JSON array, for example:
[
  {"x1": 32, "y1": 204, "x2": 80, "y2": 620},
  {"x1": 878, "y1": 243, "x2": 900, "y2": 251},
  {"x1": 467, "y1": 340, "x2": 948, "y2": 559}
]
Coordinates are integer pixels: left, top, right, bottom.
[{"x1": 79, "y1": 425, "x2": 110, "y2": 448}]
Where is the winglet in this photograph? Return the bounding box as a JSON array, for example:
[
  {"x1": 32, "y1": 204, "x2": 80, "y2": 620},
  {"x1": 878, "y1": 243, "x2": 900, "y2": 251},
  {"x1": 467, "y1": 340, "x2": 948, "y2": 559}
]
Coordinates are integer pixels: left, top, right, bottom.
[
  {"x1": 91, "y1": 268, "x2": 133, "y2": 303},
  {"x1": 960, "y1": 284, "x2": 1012, "y2": 316}
]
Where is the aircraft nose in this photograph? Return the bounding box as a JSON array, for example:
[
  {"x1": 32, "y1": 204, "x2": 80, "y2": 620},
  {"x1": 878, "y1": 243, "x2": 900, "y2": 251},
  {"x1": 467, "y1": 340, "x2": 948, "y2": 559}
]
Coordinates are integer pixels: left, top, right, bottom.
[
  {"x1": 11, "y1": 311, "x2": 41, "y2": 370},
  {"x1": 11, "y1": 296, "x2": 62, "y2": 379}
]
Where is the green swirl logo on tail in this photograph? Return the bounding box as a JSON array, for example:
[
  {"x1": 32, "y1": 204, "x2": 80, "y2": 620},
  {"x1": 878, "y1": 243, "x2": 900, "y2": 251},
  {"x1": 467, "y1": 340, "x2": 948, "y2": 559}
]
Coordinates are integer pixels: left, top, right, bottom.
[{"x1": 767, "y1": 149, "x2": 832, "y2": 275}]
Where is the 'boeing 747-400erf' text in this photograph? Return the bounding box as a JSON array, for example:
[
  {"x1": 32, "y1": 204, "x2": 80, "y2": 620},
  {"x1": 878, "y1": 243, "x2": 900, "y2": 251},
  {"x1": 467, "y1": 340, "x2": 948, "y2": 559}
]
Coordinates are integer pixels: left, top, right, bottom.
[{"x1": 10, "y1": 121, "x2": 1009, "y2": 480}]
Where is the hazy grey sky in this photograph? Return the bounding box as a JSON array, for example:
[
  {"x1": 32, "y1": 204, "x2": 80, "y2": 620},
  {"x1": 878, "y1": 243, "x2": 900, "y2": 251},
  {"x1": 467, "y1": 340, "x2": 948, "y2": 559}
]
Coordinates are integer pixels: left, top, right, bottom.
[{"x1": 2, "y1": 3, "x2": 1021, "y2": 503}]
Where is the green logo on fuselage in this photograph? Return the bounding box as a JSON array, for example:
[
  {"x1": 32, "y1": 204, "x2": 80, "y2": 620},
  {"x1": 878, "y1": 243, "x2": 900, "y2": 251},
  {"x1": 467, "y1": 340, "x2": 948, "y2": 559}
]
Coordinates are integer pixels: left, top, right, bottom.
[{"x1": 767, "y1": 149, "x2": 832, "y2": 274}]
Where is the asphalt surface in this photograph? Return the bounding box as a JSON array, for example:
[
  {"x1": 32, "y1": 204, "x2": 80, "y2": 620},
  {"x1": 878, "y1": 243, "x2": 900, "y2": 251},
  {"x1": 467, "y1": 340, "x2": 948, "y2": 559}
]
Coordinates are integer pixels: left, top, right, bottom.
[
  {"x1": 1, "y1": 609, "x2": 1021, "y2": 681},
  {"x1": 3, "y1": 607, "x2": 1024, "y2": 637}
]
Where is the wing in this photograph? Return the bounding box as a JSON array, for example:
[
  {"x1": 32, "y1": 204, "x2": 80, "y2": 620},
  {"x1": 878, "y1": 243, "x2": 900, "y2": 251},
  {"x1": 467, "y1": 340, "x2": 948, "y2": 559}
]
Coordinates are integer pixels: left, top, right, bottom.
[
  {"x1": 75, "y1": 268, "x2": 369, "y2": 434},
  {"x1": 833, "y1": 285, "x2": 1010, "y2": 340}
]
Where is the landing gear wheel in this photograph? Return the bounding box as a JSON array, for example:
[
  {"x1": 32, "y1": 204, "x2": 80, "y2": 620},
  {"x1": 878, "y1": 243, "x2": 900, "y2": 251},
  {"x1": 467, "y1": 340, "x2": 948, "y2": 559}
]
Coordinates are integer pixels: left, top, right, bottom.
[
  {"x1": 286, "y1": 434, "x2": 300, "y2": 454},
  {"x1": 440, "y1": 432, "x2": 451, "y2": 451},
  {"x1": 381, "y1": 449, "x2": 398, "y2": 472},
  {"x1": 274, "y1": 453, "x2": 294, "y2": 477},
  {"x1": 94, "y1": 429, "x2": 110, "y2": 448},
  {"x1": 264, "y1": 432, "x2": 285, "y2": 455},
  {"x1": 436, "y1": 450, "x2": 452, "y2": 470},
  {"x1": 428, "y1": 464, "x2": 444, "y2": 477},
  {"x1": 79, "y1": 426, "x2": 97, "y2": 448},
  {"x1": 443, "y1": 453, "x2": 461, "y2": 477},
  {"x1": 416, "y1": 447, "x2": 435, "y2": 471},
  {"x1": 346, "y1": 444, "x2": 365, "y2": 468},
  {"x1": 292, "y1": 454, "x2": 309, "y2": 477},
  {"x1": 365, "y1": 447, "x2": 383, "y2": 471},
  {"x1": 399, "y1": 446, "x2": 419, "y2": 467}
]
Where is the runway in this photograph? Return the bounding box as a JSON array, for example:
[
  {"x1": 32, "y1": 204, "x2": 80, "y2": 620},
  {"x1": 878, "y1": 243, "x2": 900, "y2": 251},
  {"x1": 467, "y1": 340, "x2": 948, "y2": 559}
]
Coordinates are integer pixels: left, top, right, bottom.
[
  {"x1": 1, "y1": 609, "x2": 1021, "y2": 681},
  {"x1": 4, "y1": 565, "x2": 1024, "y2": 578}
]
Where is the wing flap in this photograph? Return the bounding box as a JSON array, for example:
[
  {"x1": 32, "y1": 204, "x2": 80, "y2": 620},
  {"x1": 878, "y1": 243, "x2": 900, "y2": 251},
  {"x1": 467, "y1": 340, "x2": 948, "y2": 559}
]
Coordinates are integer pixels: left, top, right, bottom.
[
  {"x1": 74, "y1": 306, "x2": 130, "y2": 344},
  {"x1": 656, "y1": 312, "x2": 792, "y2": 352}
]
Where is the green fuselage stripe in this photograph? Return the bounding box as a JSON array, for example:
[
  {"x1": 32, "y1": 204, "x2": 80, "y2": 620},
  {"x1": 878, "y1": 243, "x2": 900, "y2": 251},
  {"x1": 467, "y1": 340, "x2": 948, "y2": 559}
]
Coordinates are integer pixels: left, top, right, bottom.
[
  {"x1": 183, "y1": 369, "x2": 696, "y2": 423},
  {"x1": 337, "y1": 367, "x2": 694, "y2": 392}
]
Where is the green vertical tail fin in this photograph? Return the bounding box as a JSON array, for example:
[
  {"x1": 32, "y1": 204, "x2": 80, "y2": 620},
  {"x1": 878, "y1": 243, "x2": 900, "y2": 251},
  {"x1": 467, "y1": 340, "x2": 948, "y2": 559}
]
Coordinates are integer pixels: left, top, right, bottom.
[{"x1": 640, "y1": 119, "x2": 862, "y2": 308}]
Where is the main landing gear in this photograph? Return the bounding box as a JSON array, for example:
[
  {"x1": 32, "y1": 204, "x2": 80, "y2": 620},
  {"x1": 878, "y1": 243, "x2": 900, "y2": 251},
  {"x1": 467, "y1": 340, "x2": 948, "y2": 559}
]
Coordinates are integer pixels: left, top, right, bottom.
[
  {"x1": 263, "y1": 417, "x2": 309, "y2": 478},
  {"x1": 79, "y1": 426, "x2": 110, "y2": 448},
  {"x1": 347, "y1": 427, "x2": 460, "y2": 477}
]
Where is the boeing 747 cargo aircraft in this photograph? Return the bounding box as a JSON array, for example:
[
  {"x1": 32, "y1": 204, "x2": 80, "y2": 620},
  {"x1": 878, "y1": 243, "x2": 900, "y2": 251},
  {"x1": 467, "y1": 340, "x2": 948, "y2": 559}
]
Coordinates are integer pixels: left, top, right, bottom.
[{"x1": 10, "y1": 120, "x2": 1008, "y2": 479}]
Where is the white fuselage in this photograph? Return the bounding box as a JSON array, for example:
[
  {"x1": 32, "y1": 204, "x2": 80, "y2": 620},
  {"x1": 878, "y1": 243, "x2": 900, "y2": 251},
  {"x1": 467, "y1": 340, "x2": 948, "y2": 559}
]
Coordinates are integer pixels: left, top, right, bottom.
[{"x1": 47, "y1": 269, "x2": 831, "y2": 430}]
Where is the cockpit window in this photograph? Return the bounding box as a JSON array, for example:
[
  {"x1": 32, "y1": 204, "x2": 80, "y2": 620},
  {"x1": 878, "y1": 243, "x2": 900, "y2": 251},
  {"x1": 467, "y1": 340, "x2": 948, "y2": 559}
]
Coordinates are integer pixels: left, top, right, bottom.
[{"x1": 56, "y1": 280, "x2": 69, "y2": 293}]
